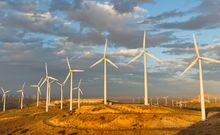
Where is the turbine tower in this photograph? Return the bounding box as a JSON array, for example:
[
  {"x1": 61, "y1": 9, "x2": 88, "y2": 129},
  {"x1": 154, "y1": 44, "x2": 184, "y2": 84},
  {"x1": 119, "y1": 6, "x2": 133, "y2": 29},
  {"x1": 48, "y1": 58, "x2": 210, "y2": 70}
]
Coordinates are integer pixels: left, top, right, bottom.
[
  {"x1": 31, "y1": 78, "x2": 43, "y2": 107},
  {"x1": 41, "y1": 63, "x2": 58, "y2": 112},
  {"x1": 1, "y1": 88, "x2": 10, "y2": 112},
  {"x1": 17, "y1": 82, "x2": 25, "y2": 109},
  {"x1": 128, "y1": 31, "x2": 161, "y2": 105},
  {"x1": 180, "y1": 34, "x2": 220, "y2": 121},
  {"x1": 90, "y1": 39, "x2": 118, "y2": 105},
  {"x1": 57, "y1": 82, "x2": 64, "y2": 110},
  {"x1": 63, "y1": 57, "x2": 84, "y2": 111},
  {"x1": 48, "y1": 79, "x2": 56, "y2": 105},
  {"x1": 163, "y1": 96, "x2": 168, "y2": 106},
  {"x1": 73, "y1": 79, "x2": 83, "y2": 108}
]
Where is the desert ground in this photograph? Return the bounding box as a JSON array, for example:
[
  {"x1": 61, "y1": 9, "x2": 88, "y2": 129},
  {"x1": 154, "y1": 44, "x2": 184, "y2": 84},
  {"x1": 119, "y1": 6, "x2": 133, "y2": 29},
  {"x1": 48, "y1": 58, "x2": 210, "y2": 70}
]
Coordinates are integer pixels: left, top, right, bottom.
[{"x1": 0, "y1": 99, "x2": 220, "y2": 135}]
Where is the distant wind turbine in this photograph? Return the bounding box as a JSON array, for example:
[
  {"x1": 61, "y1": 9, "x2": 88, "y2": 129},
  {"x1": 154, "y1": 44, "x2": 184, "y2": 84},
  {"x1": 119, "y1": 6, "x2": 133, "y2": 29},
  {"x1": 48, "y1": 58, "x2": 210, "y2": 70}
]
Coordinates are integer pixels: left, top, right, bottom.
[
  {"x1": 31, "y1": 78, "x2": 43, "y2": 107},
  {"x1": 73, "y1": 79, "x2": 83, "y2": 108},
  {"x1": 17, "y1": 82, "x2": 25, "y2": 109},
  {"x1": 1, "y1": 88, "x2": 10, "y2": 112},
  {"x1": 156, "y1": 97, "x2": 159, "y2": 105},
  {"x1": 179, "y1": 34, "x2": 220, "y2": 121},
  {"x1": 128, "y1": 31, "x2": 161, "y2": 105},
  {"x1": 41, "y1": 63, "x2": 58, "y2": 112},
  {"x1": 63, "y1": 57, "x2": 84, "y2": 111},
  {"x1": 90, "y1": 39, "x2": 119, "y2": 105},
  {"x1": 57, "y1": 82, "x2": 64, "y2": 109},
  {"x1": 163, "y1": 96, "x2": 168, "y2": 106}
]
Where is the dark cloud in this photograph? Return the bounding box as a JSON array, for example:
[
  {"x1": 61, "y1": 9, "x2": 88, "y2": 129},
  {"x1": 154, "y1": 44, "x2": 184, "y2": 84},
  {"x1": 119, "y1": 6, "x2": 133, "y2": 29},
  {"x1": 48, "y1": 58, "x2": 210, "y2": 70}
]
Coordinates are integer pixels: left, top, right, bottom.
[
  {"x1": 158, "y1": 14, "x2": 220, "y2": 30},
  {"x1": 157, "y1": 0, "x2": 220, "y2": 30},
  {"x1": 111, "y1": 0, "x2": 154, "y2": 14},
  {"x1": 149, "y1": 10, "x2": 185, "y2": 20}
]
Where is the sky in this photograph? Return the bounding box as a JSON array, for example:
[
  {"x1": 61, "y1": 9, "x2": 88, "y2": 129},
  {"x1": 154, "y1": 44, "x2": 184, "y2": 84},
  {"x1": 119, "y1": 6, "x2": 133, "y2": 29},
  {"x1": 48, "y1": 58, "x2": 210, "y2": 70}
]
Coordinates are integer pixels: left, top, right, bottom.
[{"x1": 0, "y1": 0, "x2": 220, "y2": 99}]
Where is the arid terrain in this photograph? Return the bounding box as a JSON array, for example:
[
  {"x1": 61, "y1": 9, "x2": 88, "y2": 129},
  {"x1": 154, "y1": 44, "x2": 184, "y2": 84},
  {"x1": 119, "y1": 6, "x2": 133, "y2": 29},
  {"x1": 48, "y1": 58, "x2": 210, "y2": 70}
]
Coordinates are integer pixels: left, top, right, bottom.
[{"x1": 0, "y1": 99, "x2": 220, "y2": 135}]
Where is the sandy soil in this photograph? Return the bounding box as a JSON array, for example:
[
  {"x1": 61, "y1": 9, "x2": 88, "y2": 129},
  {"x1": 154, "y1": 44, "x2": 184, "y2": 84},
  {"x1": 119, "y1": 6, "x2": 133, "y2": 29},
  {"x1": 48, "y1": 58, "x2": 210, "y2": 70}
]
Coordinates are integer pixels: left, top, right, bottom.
[{"x1": 0, "y1": 101, "x2": 220, "y2": 135}]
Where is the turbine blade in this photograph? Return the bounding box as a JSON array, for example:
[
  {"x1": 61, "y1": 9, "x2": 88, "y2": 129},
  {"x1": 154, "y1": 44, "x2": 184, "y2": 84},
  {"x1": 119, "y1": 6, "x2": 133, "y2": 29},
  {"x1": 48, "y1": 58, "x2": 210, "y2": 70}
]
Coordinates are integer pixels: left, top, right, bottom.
[
  {"x1": 5, "y1": 90, "x2": 10, "y2": 93},
  {"x1": 40, "y1": 78, "x2": 46, "y2": 87},
  {"x1": 127, "y1": 52, "x2": 143, "y2": 65},
  {"x1": 63, "y1": 72, "x2": 70, "y2": 85},
  {"x1": 146, "y1": 52, "x2": 162, "y2": 62},
  {"x1": 72, "y1": 87, "x2": 78, "y2": 91},
  {"x1": 180, "y1": 58, "x2": 198, "y2": 77},
  {"x1": 106, "y1": 59, "x2": 119, "y2": 69},
  {"x1": 49, "y1": 76, "x2": 58, "y2": 81},
  {"x1": 66, "y1": 57, "x2": 72, "y2": 70},
  {"x1": 22, "y1": 82, "x2": 25, "y2": 90},
  {"x1": 49, "y1": 79, "x2": 56, "y2": 84},
  {"x1": 1, "y1": 88, "x2": 4, "y2": 93},
  {"x1": 45, "y1": 63, "x2": 48, "y2": 76},
  {"x1": 78, "y1": 79, "x2": 82, "y2": 87},
  {"x1": 30, "y1": 85, "x2": 38, "y2": 87},
  {"x1": 56, "y1": 82, "x2": 62, "y2": 86},
  {"x1": 90, "y1": 58, "x2": 104, "y2": 68},
  {"x1": 201, "y1": 57, "x2": 220, "y2": 64},
  {"x1": 71, "y1": 69, "x2": 84, "y2": 72},
  {"x1": 193, "y1": 34, "x2": 200, "y2": 57},
  {"x1": 104, "y1": 39, "x2": 108, "y2": 56},
  {"x1": 38, "y1": 77, "x2": 43, "y2": 85},
  {"x1": 79, "y1": 88, "x2": 83, "y2": 95},
  {"x1": 143, "y1": 31, "x2": 146, "y2": 49}
]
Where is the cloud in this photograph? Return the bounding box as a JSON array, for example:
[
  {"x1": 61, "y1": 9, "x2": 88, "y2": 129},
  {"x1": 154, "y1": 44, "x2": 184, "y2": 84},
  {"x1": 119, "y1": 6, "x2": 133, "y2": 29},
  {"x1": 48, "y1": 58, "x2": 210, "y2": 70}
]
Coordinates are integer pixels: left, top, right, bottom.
[
  {"x1": 111, "y1": 0, "x2": 153, "y2": 14},
  {"x1": 148, "y1": 10, "x2": 185, "y2": 21},
  {"x1": 157, "y1": 0, "x2": 220, "y2": 30},
  {"x1": 158, "y1": 14, "x2": 220, "y2": 30}
]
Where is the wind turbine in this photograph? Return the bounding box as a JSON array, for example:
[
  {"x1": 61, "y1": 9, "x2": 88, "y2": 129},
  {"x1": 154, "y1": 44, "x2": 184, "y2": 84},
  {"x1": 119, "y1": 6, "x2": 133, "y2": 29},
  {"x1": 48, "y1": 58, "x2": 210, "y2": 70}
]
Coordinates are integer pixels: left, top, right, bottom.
[
  {"x1": 31, "y1": 78, "x2": 43, "y2": 107},
  {"x1": 179, "y1": 34, "x2": 220, "y2": 121},
  {"x1": 57, "y1": 82, "x2": 64, "y2": 109},
  {"x1": 156, "y1": 97, "x2": 159, "y2": 105},
  {"x1": 63, "y1": 57, "x2": 84, "y2": 111},
  {"x1": 90, "y1": 39, "x2": 118, "y2": 105},
  {"x1": 1, "y1": 88, "x2": 10, "y2": 112},
  {"x1": 41, "y1": 63, "x2": 58, "y2": 112},
  {"x1": 73, "y1": 79, "x2": 83, "y2": 108},
  {"x1": 127, "y1": 31, "x2": 161, "y2": 105},
  {"x1": 17, "y1": 82, "x2": 25, "y2": 109},
  {"x1": 163, "y1": 96, "x2": 168, "y2": 106}
]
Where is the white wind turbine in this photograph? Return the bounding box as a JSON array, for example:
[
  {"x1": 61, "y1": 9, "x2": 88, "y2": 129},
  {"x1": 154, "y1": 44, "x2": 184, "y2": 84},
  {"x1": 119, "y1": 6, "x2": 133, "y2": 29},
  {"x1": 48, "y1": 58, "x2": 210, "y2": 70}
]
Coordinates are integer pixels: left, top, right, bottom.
[
  {"x1": 73, "y1": 79, "x2": 83, "y2": 108},
  {"x1": 17, "y1": 82, "x2": 25, "y2": 109},
  {"x1": 128, "y1": 31, "x2": 161, "y2": 105},
  {"x1": 63, "y1": 57, "x2": 84, "y2": 111},
  {"x1": 180, "y1": 34, "x2": 220, "y2": 121},
  {"x1": 90, "y1": 39, "x2": 119, "y2": 105},
  {"x1": 41, "y1": 63, "x2": 58, "y2": 112},
  {"x1": 1, "y1": 88, "x2": 10, "y2": 112},
  {"x1": 57, "y1": 82, "x2": 64, "y2": 110},
  {"x1": 156, "y1": 97, "x2": 159, "y2": 105},
  {"x1": 31, "y1": 78, "x2": 43, "y2": 107},
  {"x1": 163, "y1": 96, "x2": 168, "y2": 106}
]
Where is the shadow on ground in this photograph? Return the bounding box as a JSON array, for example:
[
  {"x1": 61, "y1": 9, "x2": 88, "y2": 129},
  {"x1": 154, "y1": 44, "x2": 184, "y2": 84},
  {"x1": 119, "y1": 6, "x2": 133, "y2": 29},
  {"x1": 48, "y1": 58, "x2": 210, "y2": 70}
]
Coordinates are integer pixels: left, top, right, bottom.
[{"x1": 177, "y1": 107, "x2": 220, "y2": 135}]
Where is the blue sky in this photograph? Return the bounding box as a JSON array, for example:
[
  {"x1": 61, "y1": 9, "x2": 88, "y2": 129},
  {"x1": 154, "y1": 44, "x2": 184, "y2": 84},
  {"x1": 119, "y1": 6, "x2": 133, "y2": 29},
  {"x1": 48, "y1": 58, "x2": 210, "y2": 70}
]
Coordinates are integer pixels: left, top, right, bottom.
[{"x1": 0, "y1": 0, "x2": 220, "y2": 99}]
